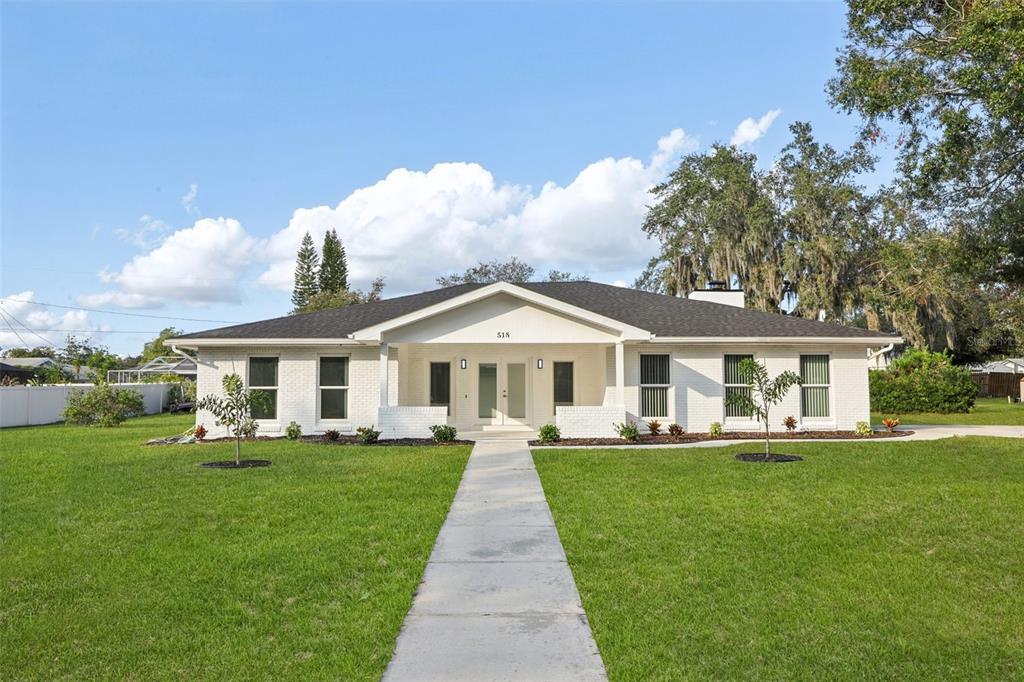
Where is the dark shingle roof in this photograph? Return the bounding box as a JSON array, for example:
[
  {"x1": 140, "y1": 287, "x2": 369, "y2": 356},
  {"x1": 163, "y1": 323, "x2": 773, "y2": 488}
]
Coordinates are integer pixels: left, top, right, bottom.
[
  {"x1": 173, "y1": 284, "x2": 485, "y2": 340},
  {"x1": 174, "y1": 281, "x2": 894, "y2": 341}
]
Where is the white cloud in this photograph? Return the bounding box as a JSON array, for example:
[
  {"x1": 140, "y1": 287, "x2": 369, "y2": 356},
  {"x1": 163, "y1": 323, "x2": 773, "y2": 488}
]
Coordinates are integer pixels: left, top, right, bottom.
[
  {"x1": 730, "y1": 109, "x2": 782, "y2": 147},
  {"x1": 86, "y1": 127, "x2": 699, "y2": 306},
  {"x1": 258, "y1": 128, "x2": 697, "y2": 293},
  {"x1": 181, "y1": 183, "x2": 200, "y2": 216},
  {"x1": 0, "y1": 291, "x2": 103, "y2": 348},
  {"x1": 76, "y1": 291, "x2": 160, "y2": 309},
  {"x1": 115, "y1": 215, "x2": 173, "y2": 250},
  {"x1": 86, "y1": 218, "x2": 260, "y2": 307},
  {"x1": 257, "y1": 163, "x2": 529, "y2": 293}
]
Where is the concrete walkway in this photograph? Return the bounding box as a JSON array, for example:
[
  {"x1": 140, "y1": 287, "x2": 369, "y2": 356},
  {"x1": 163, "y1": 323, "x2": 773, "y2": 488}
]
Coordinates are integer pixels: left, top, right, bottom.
[{"x1": 384, "y1": 440, "x2": 607, "y2": 682}]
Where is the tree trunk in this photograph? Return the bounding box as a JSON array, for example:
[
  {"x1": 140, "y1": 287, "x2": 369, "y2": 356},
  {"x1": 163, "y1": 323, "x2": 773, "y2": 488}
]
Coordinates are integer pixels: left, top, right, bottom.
[
  {"x1": 764, "y1": 413, "x2": 771, "y2": 460},
  {"x1": 235, "y1": 436, "x2": 241, "y2": 466}
]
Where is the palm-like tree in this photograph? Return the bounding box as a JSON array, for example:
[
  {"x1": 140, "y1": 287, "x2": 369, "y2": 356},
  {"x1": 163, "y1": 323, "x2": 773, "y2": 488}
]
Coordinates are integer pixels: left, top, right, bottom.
[{"x1": 724, "y1": 358, "x2": 802, "y2": 460}]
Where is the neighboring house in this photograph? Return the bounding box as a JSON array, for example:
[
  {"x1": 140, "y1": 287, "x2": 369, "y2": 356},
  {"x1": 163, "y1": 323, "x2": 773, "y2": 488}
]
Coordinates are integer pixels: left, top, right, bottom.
[
  {"x1": 172, "y1": 281, "x2": 900, "y2": 439},
  {"x1": 970, "y1": 358, "x2": 1024, "y2": 398},
  {"x1": 107, "y1": 355, "x2": 198, "y2": 384},
  {"x1": 2, "y1": 357, "x2": 95, "y2": 383},
  {"x1": 0, "y1": 362, "x2": 35, "y2": 384},
  {"x1": 971, "y1": 358, "x2": 1024, "y2": 374}
]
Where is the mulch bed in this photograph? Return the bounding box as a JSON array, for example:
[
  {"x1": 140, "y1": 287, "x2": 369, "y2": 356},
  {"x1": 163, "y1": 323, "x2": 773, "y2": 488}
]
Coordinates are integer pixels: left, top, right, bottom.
[
  {"x1": 200, "y1": 459, "x2": 272, "y2": 468},
  {"x1": 302, "y1": 436, "x2": 473, "y2": 447},
  {"x1": 529, "y1": 429, "x2": 913, "y2": 447},
  {"x1": 151, "y1": 435, "x2": 472, "y2": 447},
  {"x1": 735, "y1": 453, "x2": 804, "y2": 463}
]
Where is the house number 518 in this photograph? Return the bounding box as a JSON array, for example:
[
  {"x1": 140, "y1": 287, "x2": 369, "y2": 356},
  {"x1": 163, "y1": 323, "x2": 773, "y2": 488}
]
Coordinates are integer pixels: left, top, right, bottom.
[{"x1": 496, "y1": 331, "x2": 510, "y2": 339}]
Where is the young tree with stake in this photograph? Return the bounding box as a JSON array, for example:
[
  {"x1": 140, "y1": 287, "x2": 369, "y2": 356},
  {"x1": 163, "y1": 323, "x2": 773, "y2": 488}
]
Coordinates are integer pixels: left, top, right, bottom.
[
  {"x1": 195, "y1": 374, "x2": 271, "y2": 466},
  {"x1": 724, "y1": 358, "x2": 802, "y2": 460}
]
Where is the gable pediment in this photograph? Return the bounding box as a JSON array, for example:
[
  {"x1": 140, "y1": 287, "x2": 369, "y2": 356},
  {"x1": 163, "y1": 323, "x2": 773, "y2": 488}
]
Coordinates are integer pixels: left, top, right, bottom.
[{"x1": 379, "y1": 292, "x2": 623, "y2": 344}]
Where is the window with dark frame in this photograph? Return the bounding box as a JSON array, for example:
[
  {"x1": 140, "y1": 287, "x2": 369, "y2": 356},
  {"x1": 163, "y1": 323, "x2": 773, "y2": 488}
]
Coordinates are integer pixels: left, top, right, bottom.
[
  {"x1": 429, "y1": 362, "x2": 451, "y2": 415},
  {"x1": 724, "y1": 354, "x2": 754, "y2": 418},
  {"x1": 553, "y1": 362, "x2": 574, "y2": 411},
  {"x1": 319, "y1": 356, "x2": 349, "y2": 420},
  {"x1": 640, "y1": 354, "x2": 670, "y2": 418},
  {"x1": 800, "y1": 354, "x2": 830, "y2": 418},
  {"x1": 248, "y1": 357, "x2": 278, "y2": 420}
]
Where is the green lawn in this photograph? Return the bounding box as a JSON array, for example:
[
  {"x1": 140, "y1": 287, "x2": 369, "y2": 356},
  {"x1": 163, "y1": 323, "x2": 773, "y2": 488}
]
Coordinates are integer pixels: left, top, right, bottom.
[
  {"x1": 872, "y1": 396, "x2": 1024, "y2": 425},
  {"x1": 534, "y1": 438, "x2": 1024, "y2": 680},
  {"x1": 1, "y1": 413, "x2": 471, "y2": 680}
]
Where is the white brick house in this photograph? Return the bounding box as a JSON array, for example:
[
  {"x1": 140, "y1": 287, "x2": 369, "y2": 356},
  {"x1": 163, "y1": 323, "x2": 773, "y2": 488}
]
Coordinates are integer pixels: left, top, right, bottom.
[{"x1": 172, "y1": 281, "x2": 899, "y2": 439}]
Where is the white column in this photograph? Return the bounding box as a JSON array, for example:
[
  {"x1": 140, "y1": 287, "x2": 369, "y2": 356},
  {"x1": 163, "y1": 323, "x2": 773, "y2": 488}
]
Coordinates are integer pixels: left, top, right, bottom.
[
  {"x1": 615, "y1": 341, "x2": 625, "y2": 408},
  {"x1": 379, "y1": 342, "x2": 390, "y2": 408}
]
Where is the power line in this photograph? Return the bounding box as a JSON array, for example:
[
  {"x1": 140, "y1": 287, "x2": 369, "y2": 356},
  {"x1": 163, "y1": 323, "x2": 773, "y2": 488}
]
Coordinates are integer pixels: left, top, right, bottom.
[
  {"x1": 0, "y1": 302, "x2": 201, "y2": 347},
  {"x1": 0, "y1": 306, "x2": 58, "y2": 347},
  {"x1": 0, "y1": 310, "x2": 31, "y2": 346},
  {"x1": 3, "y1": 263, "x2": 244, "y2": 285},
  {"x1": 0, "y1": 297, "x2": 240, "y2": 324},
  {"x1": 2, "y1": 329, "x2": 162, "y2": 334}
]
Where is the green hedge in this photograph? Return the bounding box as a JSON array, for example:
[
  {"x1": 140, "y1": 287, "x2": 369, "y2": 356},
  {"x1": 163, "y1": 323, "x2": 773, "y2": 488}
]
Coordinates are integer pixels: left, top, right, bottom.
[{"x1": 870, "y1": 349, "x2": 977, "y2": 414}]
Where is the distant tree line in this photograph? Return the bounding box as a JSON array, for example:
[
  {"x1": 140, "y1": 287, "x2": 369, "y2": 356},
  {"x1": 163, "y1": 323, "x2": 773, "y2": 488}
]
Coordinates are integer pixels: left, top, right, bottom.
[{"x1": 436, "y1": 257, "x2": 589, "y2": 287}]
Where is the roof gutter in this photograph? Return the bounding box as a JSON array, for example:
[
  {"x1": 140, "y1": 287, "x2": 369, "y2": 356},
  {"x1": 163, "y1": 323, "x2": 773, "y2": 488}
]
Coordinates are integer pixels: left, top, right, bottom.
[
  {"x1": 648, "y1": 336, "x2": 903, "y2": 345},
  {"x1": 167, "y1": 338, "x2": 366, "y2": 348}
]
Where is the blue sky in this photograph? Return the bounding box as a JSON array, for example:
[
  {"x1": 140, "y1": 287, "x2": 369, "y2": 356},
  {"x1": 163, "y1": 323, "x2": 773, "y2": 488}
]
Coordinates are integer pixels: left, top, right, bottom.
[{"x1": 1, "y1": 1, "x2": 882, "y2": 354}]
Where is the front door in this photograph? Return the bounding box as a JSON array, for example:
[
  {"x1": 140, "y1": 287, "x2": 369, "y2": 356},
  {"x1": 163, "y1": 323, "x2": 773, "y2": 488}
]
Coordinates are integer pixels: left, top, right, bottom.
[
  {"x1": 503, "y1": 362, "x2": 528, "y2": 426},
  {"x1": 476, "y1": 360, "x2": 528, "y2": 426},
  {"x1": 477, "y1": 363, "x2": 499, "y2": 424}
]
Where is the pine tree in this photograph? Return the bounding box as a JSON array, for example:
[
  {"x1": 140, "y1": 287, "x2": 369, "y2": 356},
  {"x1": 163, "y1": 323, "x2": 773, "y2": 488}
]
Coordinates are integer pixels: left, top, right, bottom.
[
  {"x1": 336, "y1": 237, "x2": 349, "y2": 292},
  {"x1": 319, "y1": 229, "x2": 347, "y2": 294},
  {"x1": 291, "y1": 231, "x2": 320, "y2": 311}
]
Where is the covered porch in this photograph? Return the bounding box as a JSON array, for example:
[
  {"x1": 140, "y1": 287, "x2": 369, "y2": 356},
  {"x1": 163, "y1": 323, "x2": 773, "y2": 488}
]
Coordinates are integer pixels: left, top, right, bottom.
[
  {"x1": 377, "y1": 342, "x2": 628, "y2": 439},
  {"x1": 348, "y1": 283, "x2": 648, "y2": 440}
]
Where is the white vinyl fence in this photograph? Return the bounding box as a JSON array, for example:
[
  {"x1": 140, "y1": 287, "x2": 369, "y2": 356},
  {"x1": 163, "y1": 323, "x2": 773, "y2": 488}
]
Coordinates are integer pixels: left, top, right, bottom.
[{"x1": 0, "y1": 383, "x2": 173, "y2": 428}]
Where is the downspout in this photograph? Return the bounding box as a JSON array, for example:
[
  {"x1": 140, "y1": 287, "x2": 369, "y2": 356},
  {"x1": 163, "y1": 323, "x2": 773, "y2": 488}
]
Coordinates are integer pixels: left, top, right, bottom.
[
  {"x1": 867, "y1": 343, "x2": 894, "y2": 368},
  {"x1": 169, "y1": 344, "x2": 192, "y2": 358}
]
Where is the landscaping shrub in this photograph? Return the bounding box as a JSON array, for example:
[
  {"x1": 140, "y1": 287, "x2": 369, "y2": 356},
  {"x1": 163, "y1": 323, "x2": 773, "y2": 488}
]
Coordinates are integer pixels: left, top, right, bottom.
[
  {"x1": 855, "y1": 421, "x2": 873, "y2": 437},
  {"x1": 193, "y1": 424, "x2": 207, "y2": 441},
  {"x1": 538, "y1": 423, "x2": 561, "y2": 444},
  {"x1": 667, "y1": 423, "x2": 684, "y2": 437},
  {"x1": 870, "y1": 348, "x2": 977, "y2": 413},
  {"x1": 323, "y1": 429, "x2": 341, "y2": 442},
  {"x1": 783, "y1": 415, "x2": 798, "y2": 432},
  {"x1": 614, "y1": 420, "x2": 640, "y2": 442},
  {"x1": 709, "y1": 421, "x2": 723, "y2": 438},
  {"x1": 63, "y1": 384, "x2": 145, "y2": 427},
  {"x1": 356, "y1": 426, "x2": 381, "y2": 444},
  {"x1": 236, "y1": 418, "x2": 259, "y2": 439},
  {"x1": 285, "y1": 421, "x2": 302, "y2": 440},
  {"x1": 646, "y1": 419, "x2": 663, "y2": 436},
  {"x1": 882, "y1": 417, "x2": 901, "y2": 433},
  {"x1": 429, "y1": 424, "x2": 458, "y2": 443}
]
